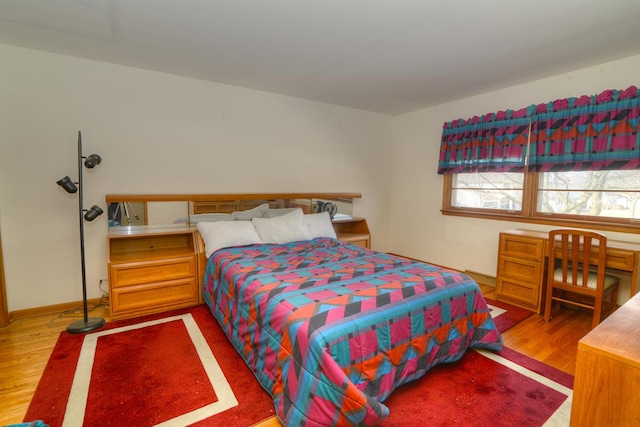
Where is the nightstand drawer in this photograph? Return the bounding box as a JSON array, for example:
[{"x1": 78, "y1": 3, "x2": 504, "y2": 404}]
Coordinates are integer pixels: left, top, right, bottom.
[
  {"x1": 337, "y1": 233, "x2": 370, "y2": 249},
  {"x1": 111, "y1": 278, "x2": 198, "y2": 315},
  {"x1": 110, "y1": 256, "x2": 195, "y2": 287},
  {"x1": 347, "y1": 239, "x2": 369, "y2": 248}
]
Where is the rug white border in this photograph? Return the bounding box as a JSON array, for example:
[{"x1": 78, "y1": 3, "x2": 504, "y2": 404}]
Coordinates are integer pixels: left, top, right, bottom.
[
  {"x1": 62, "y1": 313, "x2": 238, "y2": 427},
  {"x1": 486, "y1": 303, "x2": 506, "y2": 319},
  {"x1": 475, "y1": 349, "x2": 572, "y2": 427}
]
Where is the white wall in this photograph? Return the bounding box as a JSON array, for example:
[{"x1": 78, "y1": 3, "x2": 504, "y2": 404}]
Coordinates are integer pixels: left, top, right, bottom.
[
  {"x1": 0, "y1": 44, "x2": 393, "y2": 311},
  {"x1": 3, "y1": 44, "x2": 637, "y2": 312},
  {"x1": 390, "y1": 54, "x2": 640, "y2": 303}
]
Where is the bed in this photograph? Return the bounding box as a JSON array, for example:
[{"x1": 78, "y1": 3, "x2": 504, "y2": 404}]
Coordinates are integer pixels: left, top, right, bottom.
[{"x1": 198, "y1": 209, "x2": 503, "y2": 426}]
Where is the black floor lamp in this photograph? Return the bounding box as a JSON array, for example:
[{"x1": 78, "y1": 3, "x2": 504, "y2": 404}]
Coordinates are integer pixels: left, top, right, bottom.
[{"x1": 56, "y1": 131, "x2": 106, "y2": 334}]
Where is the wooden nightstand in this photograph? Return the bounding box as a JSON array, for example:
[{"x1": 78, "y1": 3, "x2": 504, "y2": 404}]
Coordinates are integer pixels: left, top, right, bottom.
[
  {"x1": 108, "y1": 226, "x2": 200, "y2": 320},
  {"x1": 333, "y1": 217, "x2": 370, "y2": 248}
]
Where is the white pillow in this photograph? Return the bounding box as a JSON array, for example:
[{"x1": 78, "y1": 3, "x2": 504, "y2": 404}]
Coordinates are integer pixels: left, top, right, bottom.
[
  {"x1": 232, "y1": 203, "x2": 269, "y2": 220},
  {"x1": 262, "y1": 207, "x2": 299, "y2": 218},
  {"x1": 188, "y1": 213, "x2": 233, "y2": 223},
  {"x1": 251, "y1": 209, "x2": 311, "y2": 244},
  {"x1": 304, "y1": 212, "x2": 337, "y2": 239},
  {"x1": 197, "y1": 221, "x2": 263, "y2": 258}
]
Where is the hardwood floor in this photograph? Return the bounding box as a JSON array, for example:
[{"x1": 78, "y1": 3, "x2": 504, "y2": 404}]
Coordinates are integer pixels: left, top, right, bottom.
[
  {"x1": 0, "y1": 285, "x2": 593, "y2": 427},
  {"x1": 0, "y1": 304, "x2": 111, "y2": 426},
  {"x1": 481, "y1": 284, "x2": 593, "y2": 375}
]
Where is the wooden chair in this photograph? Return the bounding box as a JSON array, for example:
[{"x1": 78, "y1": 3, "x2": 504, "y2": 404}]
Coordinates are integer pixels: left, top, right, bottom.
[{"x1": 543, "y1": 228, "x2": 619, "y2": 329}]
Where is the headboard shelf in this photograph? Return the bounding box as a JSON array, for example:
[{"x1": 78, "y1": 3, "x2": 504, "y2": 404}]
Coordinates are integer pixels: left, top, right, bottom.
[
  {"x1": 105, "y1": 193, "x2": 362, "y2": 203},
  {"x1": 105, "y1": 193, "x2": 362, "y2": 227}
]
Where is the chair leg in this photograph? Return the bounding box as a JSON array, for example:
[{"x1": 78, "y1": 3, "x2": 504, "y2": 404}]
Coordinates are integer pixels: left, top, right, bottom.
[
  {"x1": 592, "y1": 295, "x2": 603, "y2": 329},
  {"x1": 604, "y1": 286, "x2": 619, "y2": 316},
  {"x1": 544, "y1": 286, "x2": 554, "y2": 322},
  {"x1": 611, "y1": 287, "x2": 619, "y2": 311}
]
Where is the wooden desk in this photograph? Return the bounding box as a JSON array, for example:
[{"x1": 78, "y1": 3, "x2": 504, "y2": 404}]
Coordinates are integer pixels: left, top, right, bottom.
[
  {"x1": 571, "y1": 291, "x2": 640, "y2": 426},
  {"x1": 496, "y1": 229, "x2": 640, "y2": 313}
]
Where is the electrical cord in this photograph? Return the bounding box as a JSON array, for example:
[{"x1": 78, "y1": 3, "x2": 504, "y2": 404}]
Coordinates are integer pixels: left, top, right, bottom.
[{"x1": 47, "y1": 289, "x2": 110, "y2": 327}]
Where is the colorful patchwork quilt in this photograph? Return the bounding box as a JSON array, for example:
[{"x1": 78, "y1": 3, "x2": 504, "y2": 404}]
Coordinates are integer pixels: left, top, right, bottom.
[{"x1": 203, "y1": 238, "x2": 502, "y2": 426}]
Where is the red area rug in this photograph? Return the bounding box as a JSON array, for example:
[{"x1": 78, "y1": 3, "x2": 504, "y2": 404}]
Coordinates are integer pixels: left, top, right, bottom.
[
  {"x1": 27, "y1": 302, "x2": 567, "y2": 427},
  {"x1": 379, "y1": 346, "x2": 573, "y2": 426},
  {"x1": 25, "y1": 305, "x2": 274, "y2": 427},
  {"x1": 484, "y1": 297, "x2": 533, "y2": 333}
]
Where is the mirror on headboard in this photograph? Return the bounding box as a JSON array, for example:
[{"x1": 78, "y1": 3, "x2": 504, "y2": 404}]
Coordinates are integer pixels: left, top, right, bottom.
[
  {"x1": 105, "y1": 193, "x2": 361, "y2": 229},
  {"x1": 107, "y1": 201, "x2": 190, "y2": 228}
]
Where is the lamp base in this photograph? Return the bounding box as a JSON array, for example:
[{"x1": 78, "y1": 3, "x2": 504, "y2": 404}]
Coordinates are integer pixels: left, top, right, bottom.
[{"x1": 66, "y1": 317, "x2": 106, "y2": 334}]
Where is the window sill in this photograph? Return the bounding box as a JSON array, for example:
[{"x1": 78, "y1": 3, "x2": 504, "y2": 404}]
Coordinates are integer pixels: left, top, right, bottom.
[{"x1": 441, "y1": 209, "x2": 640, "y2": 235}]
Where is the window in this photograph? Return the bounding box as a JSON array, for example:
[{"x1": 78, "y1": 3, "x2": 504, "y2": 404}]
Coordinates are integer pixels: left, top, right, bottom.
[
  {"x1": 537, "y1": 170, "x2": 640, "y2": 221},
  {"x1": 442, "y1": 169, "x2": 640, "y2": 232},
  {"x1": 440, "y1": 86, "x2": 640, "y2": 233},
  {"x1": 451, "y1": 172, "x2": 523, "y2": 212}
]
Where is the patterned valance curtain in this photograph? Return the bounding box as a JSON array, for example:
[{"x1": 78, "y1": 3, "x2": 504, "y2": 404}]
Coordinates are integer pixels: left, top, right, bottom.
[
  {"x1": 437, "y1": 107, "x2": 531, "y2": 174},
  {"x1": 528, "y1": 86, "x2": 640, "y2": 172},
  {"x1": 438, "y1": 85, "x2": 640, "y2": 174}
]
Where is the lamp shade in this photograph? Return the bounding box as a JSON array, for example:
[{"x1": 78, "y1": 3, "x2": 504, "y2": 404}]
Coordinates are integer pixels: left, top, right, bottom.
[
  {"x1": 84, "y1": 154, "x2": 102, "y2": 169},
  {"x1": 84, "y1": 205, "x2": 104, "y2": 221},
  {"x1": 56, "y1": 176, "x2": 78, "y2": 193}
]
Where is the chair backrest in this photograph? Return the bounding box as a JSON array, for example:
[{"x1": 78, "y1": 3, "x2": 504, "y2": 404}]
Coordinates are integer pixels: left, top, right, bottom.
[{"x1": 548, "y1": 228, "x2": 608, "y2": 295}]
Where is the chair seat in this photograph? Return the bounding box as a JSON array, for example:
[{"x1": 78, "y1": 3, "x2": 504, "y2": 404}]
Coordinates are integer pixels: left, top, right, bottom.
[{"x1": 553, "y1": 268, "x2": 619, "y2": 290}]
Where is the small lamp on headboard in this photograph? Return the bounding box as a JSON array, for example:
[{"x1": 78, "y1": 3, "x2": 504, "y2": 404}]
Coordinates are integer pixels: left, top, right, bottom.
[{"x1": 56, "y1": 131, "x2": 106, "y2": 334}]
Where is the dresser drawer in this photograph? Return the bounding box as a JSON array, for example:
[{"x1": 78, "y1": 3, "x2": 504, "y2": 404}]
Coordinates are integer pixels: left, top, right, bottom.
[
  {"x1": 603, "y1": 248, "x2": 637, "y2": 271},
  {"x1": 110, "y1": 256, "x2": 196, "y2": 287},
  {"x1": 111, "y1": 278, "x2": 198, "y2": 315},
  {"x1": 549, "y1": 246, "x2": 637, "y2": 272},
  {"x1": 496, "y1": 277, "x2": 542, "y2": 313},
  {"x1": 499, "y1": 233, "x2": 545, "y2": 262},
  {"x1": 497, "y1": 255, "x2": 542, "y2": 283}
]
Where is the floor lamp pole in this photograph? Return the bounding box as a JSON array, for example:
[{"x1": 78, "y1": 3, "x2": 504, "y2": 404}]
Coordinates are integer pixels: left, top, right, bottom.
[{"x1": 66, "y1": 132, "x2": 106, "y2": 334}]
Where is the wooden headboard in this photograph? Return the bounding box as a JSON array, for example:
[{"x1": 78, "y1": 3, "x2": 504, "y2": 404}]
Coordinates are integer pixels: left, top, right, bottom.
[
  {"x1": 106, "y1": 193, "x2": 361, "y2": 217},
  {"x1": 106, "y1": 192, "x2": 361, "y2": 204}
]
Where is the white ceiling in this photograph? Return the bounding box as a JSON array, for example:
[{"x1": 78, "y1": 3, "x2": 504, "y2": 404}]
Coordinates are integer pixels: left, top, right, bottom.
[{"x1": 1, "y1": 0, "x2": 639, "y2": 115}]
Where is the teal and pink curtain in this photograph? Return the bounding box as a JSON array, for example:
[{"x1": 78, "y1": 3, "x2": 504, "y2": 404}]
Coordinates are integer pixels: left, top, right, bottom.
[
  {"x1": 438, "y1": 85, "x2": 640, "y2": 174},
  {"x1": 528, "y1": 86, "x2": 640, "y2": 172},
  {"x1": 437, "y1": 108, "x2": 531, "y2": 174}
]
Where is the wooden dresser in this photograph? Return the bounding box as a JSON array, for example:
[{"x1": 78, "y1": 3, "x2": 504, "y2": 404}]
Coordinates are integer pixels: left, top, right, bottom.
[
  {"x1": 571, "y1": 291, "x2": 640, "y2": 426},
  {"x1": 496, "y1": 229, "x2": 548, "y2": 313}
]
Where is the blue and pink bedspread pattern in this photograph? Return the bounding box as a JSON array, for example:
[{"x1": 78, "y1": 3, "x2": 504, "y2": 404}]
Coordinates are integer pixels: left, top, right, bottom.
[{"x1": 202, "y1": 238, "x2": 502, "y2": 426}]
